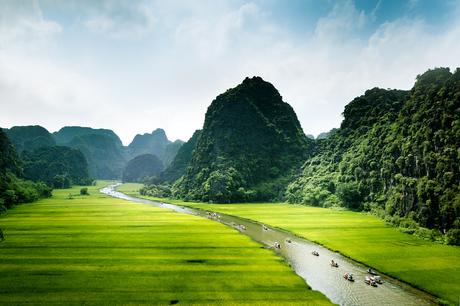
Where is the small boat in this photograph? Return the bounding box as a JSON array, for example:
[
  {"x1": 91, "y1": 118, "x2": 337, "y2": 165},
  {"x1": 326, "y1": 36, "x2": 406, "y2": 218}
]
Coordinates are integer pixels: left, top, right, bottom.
[
  {"x1": 330, "y1": 260, "x2": 339, "y2": 268},
  {"x1": 343, "y1": 273, "x2": 354, "y2": 282},
  {"x1": 274, "y1": 242, "x2": 281, "y2": 249},
  {"x1": 262, "y1": 225, "x2": 268, "y2": 231},
  {"x1": 286, "y1": 238, "x2": 292, "y2": 243},
  {"x1": 371, "y1": 275, "x2": 382, "y2": 284},
  {"x1": 367, "y1": 268, "x2": 377, "y2": 275},
  {"x1": 239, "y1": 224, "x2": 246, "y2": 231},
  {"x1": 365, "y1": 276, "x2": 378, "y2": 287},
  {"x1": 311, "y1": 251, "x2": 319, "y2": 256}
]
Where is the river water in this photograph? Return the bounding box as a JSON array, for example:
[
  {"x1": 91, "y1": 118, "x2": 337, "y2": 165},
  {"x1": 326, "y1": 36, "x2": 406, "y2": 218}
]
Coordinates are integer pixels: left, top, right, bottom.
[{"x1": 101, "y1": 184, "x2": 438, "y2": 306}]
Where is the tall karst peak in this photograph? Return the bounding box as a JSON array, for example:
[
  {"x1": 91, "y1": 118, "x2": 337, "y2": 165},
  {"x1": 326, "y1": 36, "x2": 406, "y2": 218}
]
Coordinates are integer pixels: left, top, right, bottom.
[{"x1": 174, "y1": 77, "x2": 314, "y2": 203}]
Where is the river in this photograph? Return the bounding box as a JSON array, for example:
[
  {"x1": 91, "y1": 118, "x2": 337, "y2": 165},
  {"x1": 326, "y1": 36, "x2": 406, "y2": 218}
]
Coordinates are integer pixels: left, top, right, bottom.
[{"x1": 101, "y1": 184, "x2": 438, "y2": 306}]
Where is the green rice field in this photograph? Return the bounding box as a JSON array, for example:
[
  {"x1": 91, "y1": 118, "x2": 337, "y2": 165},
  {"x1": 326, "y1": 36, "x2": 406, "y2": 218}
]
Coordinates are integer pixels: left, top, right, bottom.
[
  {"x1": 0, "y1": 182, "x2": 330, "y2": 305},
  {"x1": 119, "y1": 183, "x2": 460, "y2": 305}
]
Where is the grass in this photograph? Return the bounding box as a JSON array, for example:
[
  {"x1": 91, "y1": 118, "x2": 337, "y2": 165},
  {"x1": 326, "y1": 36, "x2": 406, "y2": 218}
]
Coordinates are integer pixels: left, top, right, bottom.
[
  {"x1": 0, "y1": 182, "x2": 331, "y2": 305},
  {"x1": 120, "y1": 183, "x2": 460, "y2": 305}
]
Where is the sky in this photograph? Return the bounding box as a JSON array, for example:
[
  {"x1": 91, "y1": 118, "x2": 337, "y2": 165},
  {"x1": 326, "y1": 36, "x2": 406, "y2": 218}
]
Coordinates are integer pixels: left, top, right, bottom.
[{"x1": 0, "y1": 0, "x2": 459, "y2": 145}]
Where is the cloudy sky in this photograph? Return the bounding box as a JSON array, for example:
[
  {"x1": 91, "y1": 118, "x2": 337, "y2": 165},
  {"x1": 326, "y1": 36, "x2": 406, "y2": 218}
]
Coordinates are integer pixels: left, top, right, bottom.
[{"x1": 1, "y1": 0, "x2": 459, "y2": 144}]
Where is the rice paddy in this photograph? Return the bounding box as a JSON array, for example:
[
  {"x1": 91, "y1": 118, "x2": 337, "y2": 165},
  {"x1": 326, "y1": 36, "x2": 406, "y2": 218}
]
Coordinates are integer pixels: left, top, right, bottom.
[
  {"x1": 119, "y1": 183, "x2": 460, "y2": 305},
  {"x1": 0, "y1": 182, "x2": 330, "y2": 305}
]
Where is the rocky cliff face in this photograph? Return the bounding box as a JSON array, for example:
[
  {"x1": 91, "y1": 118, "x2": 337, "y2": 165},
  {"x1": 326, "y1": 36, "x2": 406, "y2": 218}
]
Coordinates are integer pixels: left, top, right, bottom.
[{"x1": 174, "y1": 76, "x2": 314, "y2": 202}]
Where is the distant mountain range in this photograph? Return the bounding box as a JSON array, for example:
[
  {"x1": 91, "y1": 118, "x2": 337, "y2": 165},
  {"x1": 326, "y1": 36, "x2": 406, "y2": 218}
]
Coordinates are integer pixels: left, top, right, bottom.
[{"x1": 3, "y1": 125, "x2": 184, "y2": 179}]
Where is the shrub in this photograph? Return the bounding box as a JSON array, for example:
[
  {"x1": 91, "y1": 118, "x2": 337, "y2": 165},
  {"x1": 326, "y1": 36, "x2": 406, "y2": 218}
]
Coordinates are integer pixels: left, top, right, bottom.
[
  {"x1": 336, "y1": 182, "x2": 363, "y2": 210},
  {"x1": 52, "y1": 174, "x2": 71, "y2": 189},
  {"x1": 80, "y1": 187, "x2": 89, "y2": 196},
  {"x1": 445, "y1": 229, "x2": 460, "y2": 245},
  {"x1": 140, "y1": 184, "x2": 171, "y2": 198}
]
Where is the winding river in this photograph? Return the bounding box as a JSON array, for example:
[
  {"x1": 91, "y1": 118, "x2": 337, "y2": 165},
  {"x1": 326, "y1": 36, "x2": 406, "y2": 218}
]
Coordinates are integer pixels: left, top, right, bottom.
[{"x1": 101, "y1": 184, "x2": 438, "y2": 306}]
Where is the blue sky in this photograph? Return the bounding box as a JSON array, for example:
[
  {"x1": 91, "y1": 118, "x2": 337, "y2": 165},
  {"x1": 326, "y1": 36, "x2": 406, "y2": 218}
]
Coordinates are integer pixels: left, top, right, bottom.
[{"x1": 1, "y1": 0, "x2": 459, "y2": 144}]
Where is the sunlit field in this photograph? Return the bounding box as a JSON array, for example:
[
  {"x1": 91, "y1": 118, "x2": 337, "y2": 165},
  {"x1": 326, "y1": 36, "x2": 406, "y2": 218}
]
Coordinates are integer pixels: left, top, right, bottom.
[
  {"x1": 0, "y1": 182, "x2": 330, "y2": 305},
  {"x1": 119, "y1": 183, "x2": 460, "y2": 305}
]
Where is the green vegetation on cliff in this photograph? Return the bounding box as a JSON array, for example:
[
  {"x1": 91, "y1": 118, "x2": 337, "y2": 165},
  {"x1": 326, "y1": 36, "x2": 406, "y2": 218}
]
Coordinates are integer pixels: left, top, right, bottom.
[
  {"x1": 53, "y1": 126, "x2": 123, "y2": 147},
  {"x1": 0, "y1": 129, "x2": 51, "y2": 211},
  {"x1": 174, "y1": 77, "x2": 314, "y2": 202},
  {"x1": 127, "y1": 128, "x2": 183, "y2": 166},
  {"x1": 53, "y1": 126, "x2": 126, "y2": 179},
  {"x1": 286, "y1": 68, "x2": 460, "y2": 240},
  {"x1": 4, "y1": 125, "x2": 55, "y2": 152},
  {"x1": 160, "y1": 130, "x2": 202, "y2": 183},
  {"x1": 122, "y1": 154, "x2": 164, "y2": 182},
  {"x1": 68, "y1": 134, "x2": 126, "y2": 179},
  {"x1": 22, "y1": 146, "x2": 92, "y2": 188}
]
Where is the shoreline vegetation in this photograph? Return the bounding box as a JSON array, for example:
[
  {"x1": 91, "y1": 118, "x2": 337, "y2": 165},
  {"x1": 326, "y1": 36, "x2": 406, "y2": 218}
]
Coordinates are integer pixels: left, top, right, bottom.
[
  {"x1": 0, "y1": 181, "x2": 331, "y2": 305},
  {"x1": 117, "y1": 183, "x2": 460, "y2": 305}
]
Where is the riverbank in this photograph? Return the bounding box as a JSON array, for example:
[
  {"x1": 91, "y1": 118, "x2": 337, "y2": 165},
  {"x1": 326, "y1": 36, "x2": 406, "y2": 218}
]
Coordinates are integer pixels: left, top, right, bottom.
[
  {"x1": 0, "y1": 182, "x2": 330, "y2": 305},
  {"x1": 118, "y1": 183, "x2": 460, "y2": 305}
]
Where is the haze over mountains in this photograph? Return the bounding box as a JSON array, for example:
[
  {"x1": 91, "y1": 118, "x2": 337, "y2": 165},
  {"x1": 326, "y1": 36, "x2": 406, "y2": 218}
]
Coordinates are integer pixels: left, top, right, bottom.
[{"x1": 3, "y1": 125, "x2": 184, "y2": 180}]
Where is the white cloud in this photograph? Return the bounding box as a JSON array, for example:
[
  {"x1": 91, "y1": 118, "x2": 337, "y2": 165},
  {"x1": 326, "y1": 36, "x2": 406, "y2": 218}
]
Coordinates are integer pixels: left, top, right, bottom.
[
  {"x1": 0, "y1": 0, "x2": 61, "y2": 48},
  {"x1": 83, "y1": 1, "x2": 155, "y2": 39},
  {"x1": 314, "y1": 0, "x2": 368, "y2": 43},
  {"x1": 231, "y1": 1, "x2": 460, "y2": 136},
  {"x1": 0, "y1": 0, "x2": 459, "y2": 143}
]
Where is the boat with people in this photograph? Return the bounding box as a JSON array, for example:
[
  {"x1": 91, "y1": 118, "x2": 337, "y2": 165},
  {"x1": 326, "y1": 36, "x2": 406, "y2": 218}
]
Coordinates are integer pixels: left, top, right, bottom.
[
  {"x1": 286, "y1": 238, "x2": 292, "y2": 243},
  {"x1": 343, "y1": 273, "x2": 354, "y2": 282},
  {"x1": 371, "y1": 275, "x2": 382, "y2": 284},
  {"x1": 367, "y1": 268, "x2": 378, "y2": 275},
  {"x1": 365, "y1": 276, "x2": 378, "y2": 287},
  {"x1": 330, "y1": 260, "x2": 339, "y2": 268},
  {"x1": 274, "y1": 242, "x2": 281, "y2": 249},
  {"x1": 311, "y1": 250, "x2": 319, "y2": 256},
  {"x1": 262, "y1": 225, "x2": 268, "y2": 231}
]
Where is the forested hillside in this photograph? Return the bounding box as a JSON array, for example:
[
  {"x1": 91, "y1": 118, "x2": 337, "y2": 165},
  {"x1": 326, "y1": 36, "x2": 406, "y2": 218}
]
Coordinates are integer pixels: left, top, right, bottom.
[
  {"x1": 160, "y1": 130, "x2": 202, "y2": 183},
  {"x1": 22, "y1": 146, "x2": 92, "y2": 188},
  {"x1": 4, "y1": 125, "x2": 182, "y2": 180},
  {"x1": 286, "y1": 68, "x2": 459, "y2": 241},
  {"x1": 127, "y1": 128, "x2": 183, "y2": 166},
  {"x1": 4, "y1": 125, "x2": 55, "y2": 152},
  {"x1": 68, "y1": 134, "x2": 126, "y2": 179},
  {"x1": 173, "y1": 77, "x2": 314, "y2": 202},
  {"x1": 122, "y1": 154, "x2": 164, "y2": 182},
  {"x1": 0, "y1": 129, "x2": 51, "y2": 211},
  {"x1": 53, "y1": 126, "x2": 123, "y2": 147}
]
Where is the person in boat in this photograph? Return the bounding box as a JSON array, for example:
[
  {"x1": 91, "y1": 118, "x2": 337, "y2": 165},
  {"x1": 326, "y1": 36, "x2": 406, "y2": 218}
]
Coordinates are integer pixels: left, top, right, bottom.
[
  {"x1": 344, "y1": 272, "x2": 353, "y2": 281},
  {"x1": 367, "y1": 268, "x2": 377, "y2": 275}
]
